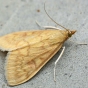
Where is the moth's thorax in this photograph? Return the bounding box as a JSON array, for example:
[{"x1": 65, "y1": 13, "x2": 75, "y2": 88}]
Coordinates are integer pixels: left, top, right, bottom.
[
  {"x1": 55, "y1": 29, "x2": 76, "y2": 42},
  {"x1": 44, "y1": 29, "x2": 76, "y2": 45}
]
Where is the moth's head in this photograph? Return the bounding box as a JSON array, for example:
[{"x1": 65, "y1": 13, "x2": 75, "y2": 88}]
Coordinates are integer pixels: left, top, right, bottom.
[{"x1": 66, "y1": 29, "x2": 76, "y2": 37}]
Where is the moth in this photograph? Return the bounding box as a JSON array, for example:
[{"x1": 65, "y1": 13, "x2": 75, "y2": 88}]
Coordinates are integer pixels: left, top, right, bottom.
[
  {"x1": 0, "y1": 29, "x2": 76, "y2": 86},
  {"x1": 0, "y1": 4, "x2": 76, "y2": 86}
]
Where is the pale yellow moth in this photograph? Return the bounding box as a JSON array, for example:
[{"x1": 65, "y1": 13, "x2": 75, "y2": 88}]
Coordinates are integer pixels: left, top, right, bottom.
[
  {"x1": 0, "y1": 29, "x2": 76, "y2": 86},
  {"x1": 0, "y1": 4, "x2": 76, "y2": 86}
]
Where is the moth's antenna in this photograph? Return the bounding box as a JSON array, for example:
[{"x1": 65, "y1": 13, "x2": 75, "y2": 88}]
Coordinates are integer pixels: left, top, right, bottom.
[{"x1": 44, "y1": 3, "x2": 67, "y2": 30}]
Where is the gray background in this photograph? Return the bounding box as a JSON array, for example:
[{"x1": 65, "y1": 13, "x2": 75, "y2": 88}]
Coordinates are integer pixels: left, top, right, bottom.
[{"x1": 0, "y1": 0, "x2": 88, "y2": 88}]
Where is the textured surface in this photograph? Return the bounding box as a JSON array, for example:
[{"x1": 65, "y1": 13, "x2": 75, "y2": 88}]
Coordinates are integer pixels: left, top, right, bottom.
[{"x1": 0, "y1": 0, "x2": 88, "y2": 88}]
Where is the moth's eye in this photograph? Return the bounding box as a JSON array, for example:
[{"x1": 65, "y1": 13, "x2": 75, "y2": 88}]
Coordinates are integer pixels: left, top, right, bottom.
[{"x1": 68, "y1": 30, "x2": 72, "y2": 37}]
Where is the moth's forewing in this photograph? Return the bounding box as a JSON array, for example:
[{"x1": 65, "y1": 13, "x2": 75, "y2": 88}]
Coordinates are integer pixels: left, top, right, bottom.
[{"x1": 0, "y1": 30, "x2": 68, "y2": 51}]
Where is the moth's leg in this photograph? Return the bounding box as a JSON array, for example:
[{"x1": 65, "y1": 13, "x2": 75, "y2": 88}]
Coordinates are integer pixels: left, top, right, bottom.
[
  {"x1": 54, "y1": 46, "x2": 65, "y2": 82},
  {"x1": 36, "y1": 21, "x2": 43, "y2": 28},
  {"x1": 36, "y1": 21, "x2": 61, "y2": 30},
  {"x1": 69, "y1": 40, "x2": 87, "y2": 45},
  {"x1": 43, "y1": 26, "x2": 61, "y2": 30}
]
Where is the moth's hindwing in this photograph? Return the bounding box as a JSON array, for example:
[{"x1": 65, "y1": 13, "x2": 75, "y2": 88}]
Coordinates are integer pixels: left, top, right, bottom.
[{"x1": 6, "y1": 42, "x2": 63, "y2": 86}]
